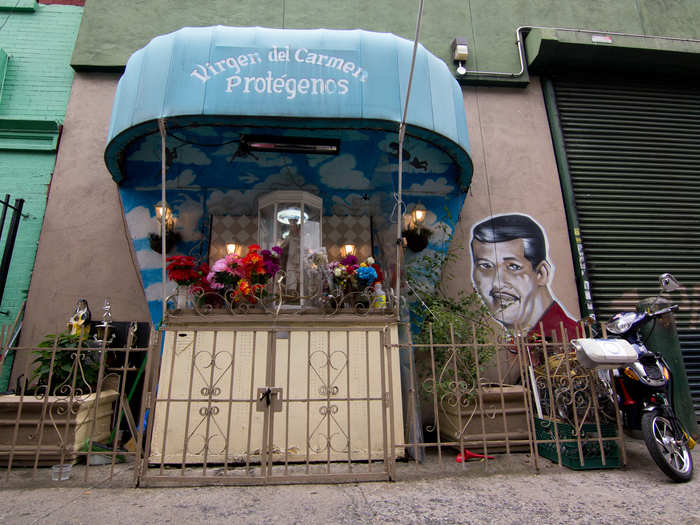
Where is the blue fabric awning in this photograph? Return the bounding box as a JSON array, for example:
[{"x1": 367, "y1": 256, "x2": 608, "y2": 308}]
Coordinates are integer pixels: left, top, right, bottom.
[{"x1": 104, "y1": 26, "x2": 473, "y2": 188}]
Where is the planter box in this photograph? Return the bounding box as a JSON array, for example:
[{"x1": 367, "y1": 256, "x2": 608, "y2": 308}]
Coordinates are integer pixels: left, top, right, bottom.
[
  {"x1": 438, "y1": 385, "x2": 531, "y2": 451},
  {"x1": 534, "y1": 417, "x2": 620, "y2": 470},
  {"x1": 0, "y1": 390, "x2": 118, "y2": 466}
]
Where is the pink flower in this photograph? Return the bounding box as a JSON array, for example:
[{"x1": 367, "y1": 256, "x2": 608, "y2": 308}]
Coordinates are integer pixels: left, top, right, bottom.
[
  {"x1": 224, "y1": 253, "x2": 240, "y2": 265},
  {"x1": 206, "y1": 271, "x2": 225, "y2": 289},
  {"x1": 211, "y1": 259, "x2": 229, "y2": 273}
]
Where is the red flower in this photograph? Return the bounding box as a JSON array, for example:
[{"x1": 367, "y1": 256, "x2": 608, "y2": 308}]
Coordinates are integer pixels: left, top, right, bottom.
[
  {"x1": 371, "y1": 263, "x2": 383, "y2": 285},
  {"x1": 166, "y1": 255, "x2": 198, "y2": 285}
]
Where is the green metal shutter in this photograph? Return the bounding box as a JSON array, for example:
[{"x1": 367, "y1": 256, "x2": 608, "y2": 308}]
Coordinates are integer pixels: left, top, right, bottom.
[{"x1": 549, "y1": 75, "x2": 700, "y2": 421}]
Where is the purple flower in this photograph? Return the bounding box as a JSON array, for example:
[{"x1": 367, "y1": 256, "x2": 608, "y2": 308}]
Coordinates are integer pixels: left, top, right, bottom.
[
  {"x1": 341, "y1": 254, "x2": 358, "y2": 266},
  {"x1": 263, "y1": 260, "x2": 280, "y2": 275},
  {"x1": 272, "y1": 246, "x2": 283, "y2": 256}
]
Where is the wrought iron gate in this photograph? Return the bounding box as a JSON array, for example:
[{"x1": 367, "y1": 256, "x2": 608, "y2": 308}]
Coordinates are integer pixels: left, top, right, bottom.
[
  {"x1": 139, "y1": 323, "x2": 401, "y2": 486},
  {"x1": 0, "y1": 323, "x2": 155, "y2": 488}
]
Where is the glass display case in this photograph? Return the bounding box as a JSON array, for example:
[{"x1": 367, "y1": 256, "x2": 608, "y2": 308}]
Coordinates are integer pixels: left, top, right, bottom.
[{"x1": 258, "y1": 191, "x2": 322, "y2": 303}]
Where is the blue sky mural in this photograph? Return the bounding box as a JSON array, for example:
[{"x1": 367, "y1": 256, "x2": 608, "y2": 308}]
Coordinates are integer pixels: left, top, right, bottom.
[{"x1": 119, "y1": 124, "x2": 466, "y2": 325}]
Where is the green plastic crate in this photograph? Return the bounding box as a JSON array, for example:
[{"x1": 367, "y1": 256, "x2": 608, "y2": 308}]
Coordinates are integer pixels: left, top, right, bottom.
[{"x1": 534, "y1": 417, "x2": 621, "y2": 470}]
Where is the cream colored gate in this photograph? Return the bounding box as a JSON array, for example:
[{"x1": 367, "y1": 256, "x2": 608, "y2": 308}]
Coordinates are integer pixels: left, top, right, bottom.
[{"x1": 140, "y1": 321, "x2": 403, "y2": 485}]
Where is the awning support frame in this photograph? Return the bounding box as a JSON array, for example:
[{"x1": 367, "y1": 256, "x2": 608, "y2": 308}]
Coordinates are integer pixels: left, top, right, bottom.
[
  {"x1": 395, "y1": 0, "x2": 424, "y2": 312},
  {"x1": 158, "y1": 118, "x2": 167, "y2": 321}
]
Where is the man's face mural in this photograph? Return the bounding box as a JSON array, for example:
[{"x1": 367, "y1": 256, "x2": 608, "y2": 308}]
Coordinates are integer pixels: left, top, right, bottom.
[
  {"x1": 471, "y1": 237, "x2": 549, "y2": 330},
  {"x1": 469, "y1": 214, "x2": 558, "y2": 334}
]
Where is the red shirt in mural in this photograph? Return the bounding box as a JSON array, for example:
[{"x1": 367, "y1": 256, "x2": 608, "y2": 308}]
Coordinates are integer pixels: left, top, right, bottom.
[{"x1": 527, "y1": 300, "x2": 581, "y2": 342}]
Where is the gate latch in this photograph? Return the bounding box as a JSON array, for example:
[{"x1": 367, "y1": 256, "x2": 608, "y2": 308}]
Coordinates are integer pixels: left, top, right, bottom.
[{"x1": 256, "y1": 386, "x2": 283, "y2": 412}]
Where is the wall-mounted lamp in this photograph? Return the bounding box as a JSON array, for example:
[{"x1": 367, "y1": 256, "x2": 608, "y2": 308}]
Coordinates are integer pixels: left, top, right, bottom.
[
  {"x1": 411, "y1": 203, "x2": 427, "y2": 226},
  {"x1": 402, "y1": 203, "x2": 432, "y2": 253},
  {"x1": 340, "y1": 243, "x2": 356, "y2": 258},
  {"x1": 451, "y1": 38, "x2": 469, "y2": 76},
  {"x1": 149, "y1": 201, "x2": 181, "y2": 254},
  {"x1": 154, "y1": 201, "x2": 172, "y2": 224}
]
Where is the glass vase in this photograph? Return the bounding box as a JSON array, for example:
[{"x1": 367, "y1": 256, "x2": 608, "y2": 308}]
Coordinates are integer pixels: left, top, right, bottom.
[{"x1": 175, "y1": 284, "x2": 192, "y2": 310}]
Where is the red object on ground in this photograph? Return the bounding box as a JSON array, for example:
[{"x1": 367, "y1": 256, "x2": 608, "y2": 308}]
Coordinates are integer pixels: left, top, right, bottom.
[
  {"x1": 456, "y1": 449, "x2": 494, "y2": 462},
  {"x1": 617, "y1": 378, "x2": 636, "y2": 406}
]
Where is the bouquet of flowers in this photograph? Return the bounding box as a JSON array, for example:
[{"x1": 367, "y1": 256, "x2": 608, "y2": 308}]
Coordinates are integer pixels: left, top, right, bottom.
[
  {"x1": 327, "y1": 255, "x2": 382, "y2": 294},
  {"x1": 165, "y1": 255, "x2": 213, "y2": 310},
  {"x1": 207, "y1": 244, "x2": 282, "y2": 303},
  {"x1": 189, "y1": 262, "x2": 214, "y2": 295},
  {"x1": 165, "y1": 255, "x2": 199, "y2": 285}
]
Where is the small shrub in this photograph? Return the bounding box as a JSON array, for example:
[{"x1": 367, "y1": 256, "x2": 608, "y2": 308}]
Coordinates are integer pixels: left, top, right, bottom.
[{"x1": 32, "y1": 332, "x2": 100, "y2": 394}]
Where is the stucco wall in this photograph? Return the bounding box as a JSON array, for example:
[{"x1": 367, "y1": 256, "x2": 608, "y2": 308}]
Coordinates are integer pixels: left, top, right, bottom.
[
  {"x1": 19, "y1": 73, "x2": 149, "y2": 356},
  {"x1": 446, "y1": 78, "x2": 581, "y2": 323}
]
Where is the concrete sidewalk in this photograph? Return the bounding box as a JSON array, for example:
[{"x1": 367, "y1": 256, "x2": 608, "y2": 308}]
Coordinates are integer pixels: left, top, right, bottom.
[{"x1": 2, "y1": 439, "x2": 698, "y2": 525}]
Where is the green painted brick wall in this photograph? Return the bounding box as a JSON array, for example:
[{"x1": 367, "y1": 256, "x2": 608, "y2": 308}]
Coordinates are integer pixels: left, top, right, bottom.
[
  {"x1": 0, "y1": 5, "x2": 82, "y2": 343},
  {"x1": 0, "y1": 4, "x2": 82, "y2": 118}
]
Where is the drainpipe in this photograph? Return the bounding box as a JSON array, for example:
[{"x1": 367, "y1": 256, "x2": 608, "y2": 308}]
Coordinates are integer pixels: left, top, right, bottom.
[
  {"x1": 0, "y1": 197, "x2": 24, "y2": 308},
  {"x1": 541, "y1": 79, "x2": 593, "y2": 319}
]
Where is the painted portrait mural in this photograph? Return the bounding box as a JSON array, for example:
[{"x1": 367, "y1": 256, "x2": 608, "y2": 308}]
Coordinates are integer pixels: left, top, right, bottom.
[{"x1": 469, "y1": 213, "x2": 580, "y2": 340}]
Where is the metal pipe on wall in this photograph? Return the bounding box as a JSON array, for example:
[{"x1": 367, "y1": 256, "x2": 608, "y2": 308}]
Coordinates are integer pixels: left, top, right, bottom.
[{"x1": 462, "y1": 25, "x2": 700, "y2": 79}]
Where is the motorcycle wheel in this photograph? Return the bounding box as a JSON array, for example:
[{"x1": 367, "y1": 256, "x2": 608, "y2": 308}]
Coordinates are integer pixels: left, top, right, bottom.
[{"x1": 641, "y1": 411, "x2": 693, "y2": 482}]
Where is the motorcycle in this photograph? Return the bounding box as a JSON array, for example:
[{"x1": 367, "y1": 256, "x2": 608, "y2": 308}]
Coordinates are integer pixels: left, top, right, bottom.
[{"x1": 572, "y1": 273, "x2": 695, "y2": 482}]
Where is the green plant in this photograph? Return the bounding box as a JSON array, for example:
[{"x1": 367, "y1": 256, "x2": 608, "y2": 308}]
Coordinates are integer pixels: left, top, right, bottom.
[
  {"x1": 32, "y1": 332, "x2": 101, "y2": 394},
  {"x1": 411, "y1": 291, "x2": 495, "y2": 404},
  {"x1": 406, "y1": 218, "x2": 495, "y2": 405}
]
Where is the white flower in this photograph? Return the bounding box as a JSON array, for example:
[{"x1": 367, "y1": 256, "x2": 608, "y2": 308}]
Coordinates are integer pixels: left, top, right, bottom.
[
  {"x1": 334, "y1": 268, "x2": 343, "y2": 277},
  {"x1": 366, "y1": 257, "x2": 375, "y2": 265}
]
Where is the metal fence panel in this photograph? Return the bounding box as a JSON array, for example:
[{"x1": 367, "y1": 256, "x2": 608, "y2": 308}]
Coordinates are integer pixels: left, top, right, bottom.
[
  {"x1": 0, "y1": 324, "x2": 156, "y2": 488},
  {"x1": 0, "y1": 319, "x2": 623, "y2": 487}
]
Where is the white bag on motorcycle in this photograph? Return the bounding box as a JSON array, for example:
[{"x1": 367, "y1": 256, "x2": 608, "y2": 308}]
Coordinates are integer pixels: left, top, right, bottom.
[{"x1": 571, "y1": 338, "x2": 638, "y2": 369}]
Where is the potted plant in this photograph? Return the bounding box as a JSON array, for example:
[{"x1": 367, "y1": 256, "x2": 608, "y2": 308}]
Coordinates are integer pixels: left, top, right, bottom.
[
  {"x1": 403, "y1": 225, "x2": 432, "y2": 252},
  {"x1": 410, "y1": 289, "x2": 497, "y2": 422},
  {"x1": 406, "y1": 228, "x2": 505, "y2": 445},
  {"x1": 0, "y1": 331, "x2": 119, "y2": 466}
]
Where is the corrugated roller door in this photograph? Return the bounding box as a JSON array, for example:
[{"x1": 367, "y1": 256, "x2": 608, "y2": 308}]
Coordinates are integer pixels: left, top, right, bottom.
[{"x1": 551, "y1": 75, "x2": 700, "y2": 421}]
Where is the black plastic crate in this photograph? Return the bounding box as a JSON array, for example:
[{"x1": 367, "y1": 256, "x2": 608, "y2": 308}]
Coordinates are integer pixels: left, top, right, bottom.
[{"x1": 534, "y1": 417, "x2": 621, "y2": 470}]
